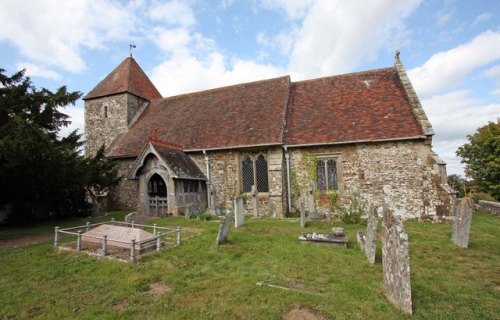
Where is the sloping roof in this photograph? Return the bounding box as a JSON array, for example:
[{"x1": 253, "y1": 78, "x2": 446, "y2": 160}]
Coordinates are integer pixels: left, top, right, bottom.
[
  {"x1": 284, "y1": 68, "x2": 424, "y2": 145},
  {"x1": 83, "y1": 57, "x2": 162, "y2": 101},
  {"x1": 106, "y1": 76, "x2": 290, "y2": 158},
  {"x1": 128, "y1": 141, "x2": 206, "y2": 180},
  {"x1": 152, "y1": 143, "x2": 206, "y2": 180}
]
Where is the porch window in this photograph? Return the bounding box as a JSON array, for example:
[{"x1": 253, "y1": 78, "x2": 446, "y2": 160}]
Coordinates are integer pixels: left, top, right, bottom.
[
  {"x1": 241, "y1": 153, "x2": 269, "y2": 192},
  {"x1": 317, "y1": 159, "x2": 338, "y2": 191},
  {"x1": 183, "y1": 180, "x2": 199, "y2": 193},
  {"x1": 148, "y1": 173, "x2": 167, "y2": 197}
]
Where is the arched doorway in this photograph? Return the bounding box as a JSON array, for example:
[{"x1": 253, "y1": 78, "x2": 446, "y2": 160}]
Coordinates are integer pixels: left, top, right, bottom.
[{"x1": 147, "y1": 173, "x2": 168, "y2": 215}]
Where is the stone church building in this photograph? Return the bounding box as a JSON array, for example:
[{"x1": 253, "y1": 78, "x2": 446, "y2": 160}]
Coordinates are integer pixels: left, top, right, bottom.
[{"x1": 84, "y1": 54, "x2": 455, "y2": 220}]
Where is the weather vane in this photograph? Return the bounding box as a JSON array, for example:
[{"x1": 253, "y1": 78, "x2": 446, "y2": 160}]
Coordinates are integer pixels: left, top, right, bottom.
[{"x1": 129, "y1": 44, "x2": 136, "y2": 57}]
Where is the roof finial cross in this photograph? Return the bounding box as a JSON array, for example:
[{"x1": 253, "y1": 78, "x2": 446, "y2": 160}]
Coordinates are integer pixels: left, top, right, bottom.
[{"x1": 129, "y1": 44, "x2": 136, "y2": 57}]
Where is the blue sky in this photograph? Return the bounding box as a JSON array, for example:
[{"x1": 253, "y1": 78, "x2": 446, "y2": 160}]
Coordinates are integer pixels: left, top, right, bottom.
[{"x1": 0, "y1": 0, "x2": 499, "y2": 176}]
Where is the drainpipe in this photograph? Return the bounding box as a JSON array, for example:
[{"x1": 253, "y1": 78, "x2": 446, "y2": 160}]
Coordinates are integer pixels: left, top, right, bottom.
[
  {"x1": 203, "y1": 150, "x2": 212, "y2": 209},
  {"x1": 284, "y1": 146, "x2": 292, "y2": 213}
]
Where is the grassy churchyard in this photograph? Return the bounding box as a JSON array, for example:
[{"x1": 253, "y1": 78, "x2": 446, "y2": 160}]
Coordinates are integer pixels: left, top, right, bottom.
[{"x1": 0, "y1": 211, "x2": 498, "y2": 319}]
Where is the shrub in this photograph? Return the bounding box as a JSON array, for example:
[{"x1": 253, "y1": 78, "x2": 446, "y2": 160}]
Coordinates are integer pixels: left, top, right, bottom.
[
  {"x1": 198, "y1": 212, "x2": 213, "y2": 221},
  {"x1": 470, "y1": 192, "x2": 498, "y2": 203},
  {"x1": 338, "y1": 194, "x2": 366, "y2": 224}
]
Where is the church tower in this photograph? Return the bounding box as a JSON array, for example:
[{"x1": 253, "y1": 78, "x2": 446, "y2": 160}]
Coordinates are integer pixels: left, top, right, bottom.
[{"x1": 83, "y1": 57, "x2": 162, "y2": 157}]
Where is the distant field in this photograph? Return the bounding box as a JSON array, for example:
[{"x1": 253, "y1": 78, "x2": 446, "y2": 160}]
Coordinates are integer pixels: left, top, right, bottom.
[{"x1": 0, "y1": 212, "x2": 498, "y2": 319}]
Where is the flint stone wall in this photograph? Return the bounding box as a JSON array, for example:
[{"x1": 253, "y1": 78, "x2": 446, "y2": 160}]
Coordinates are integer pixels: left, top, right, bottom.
[
  {"x1": 108, "y1": 159, "x2": 139, "y2": 211},
  {"x1": 452, "y1": 198, "x2": 473, "y2": 248},
  {"x1": 84, "y1": 93, "x2": 148, "y2": 157},
  {"x1": 475, "y1": 200, "x2": 500, "y2": 216},
  {"x1": 190, "y1": 147, "x2": 285, "y2": 217},
  {"x1": 382, "y1": 209, "x2": 412, "y2": 315},
  {"x1": 288, "y1": 140, "x2": 453, "y2": 220}
]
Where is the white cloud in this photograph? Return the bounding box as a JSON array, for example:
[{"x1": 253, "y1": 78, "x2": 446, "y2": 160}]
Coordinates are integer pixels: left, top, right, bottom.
[
  {"x1": 421, "y1": 90, "x2": 500, "y2": 176},
  {"x1": 256, "y1": 30, "x2": 296, "y2": 56},
  {"x1": 288, "y1": 0, "x2": 422, "y2": 78},
  {"x1": 436, "y1": 10, "x2": 453, "y2": 27},
  {"x1": 258, "y1": 0, "x2": 314, "y2": 20},
  {"x1": 151, "y1": 53, "x2": 285, "y2": 96},
  {"x1": 408, "y1": 30, "x2": 500, "y2": 97},
  {"x1": 148, "y1": 0, "x2": 195, "y2": 27},
  {"x1": 483, "y1": 64, "x2": 500, "y2": 80},
  {"x1": 472, "y1": 12, "x2": 492, "y2": 26},
  {"x1": 0, "y1": 0, "x2": 137, "y2": 72},
  {"x1": 58, "y1": 104, "x2": 85, "y2": 139},
  {"x1": 490, "y1": 87, "x2": 500, "y2": 98},
  {"x1": 16, "y1": 62, "x2": 61, "y2": 81}
]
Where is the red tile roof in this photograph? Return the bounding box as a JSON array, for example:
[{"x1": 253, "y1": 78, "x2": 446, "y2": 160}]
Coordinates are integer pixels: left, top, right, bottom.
[
  {"x1": 284, "y1": 68, "x2": 423, "y2": 145},
  {"x1": 83, "y1": 57, "x2": 161, "y2": 101},
  {"x1": 106, "y1": 76, "x2": 290, "y2": 157},
  {"x1": 102, "y1": 63, "x2": 427, "y2": 158}
]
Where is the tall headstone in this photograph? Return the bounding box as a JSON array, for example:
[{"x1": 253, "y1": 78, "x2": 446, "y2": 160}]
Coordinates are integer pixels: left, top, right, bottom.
[
  {"x1": 308, "y1": 181, "x2": 316, "y2": 214},
  {"x1": 451, "y1": 197, "x2": 473, "y2": 248},
  {"x1": 251, "y1": 185, "x2": 259, "y2": 217},
  {"x1": 125, "y1": 212, "x2": 145, "y2": 226},
  {"x1": 300, "y1": 198, "x2": 306, "y2": 228},
  {"x1": 234, "y1": 197, "x2": 244, "y2": 228},
  {"x1": 365, "y1": 205, "x2": 378, "y2": 264},
  {"x1": 382, "y1": 208, "x2": 412, "y2": 315},
  {"x1": 216, "y1": 211, "x2": 233, "y2": 245}
]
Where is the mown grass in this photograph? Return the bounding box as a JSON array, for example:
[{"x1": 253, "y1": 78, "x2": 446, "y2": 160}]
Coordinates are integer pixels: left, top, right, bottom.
[{"x1": 0, "y1": 212, "x2": 498, "y2": 319}]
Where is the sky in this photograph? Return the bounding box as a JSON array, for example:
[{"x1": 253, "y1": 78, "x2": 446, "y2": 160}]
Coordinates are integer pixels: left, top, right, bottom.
[{"x1": 0, "y1": 0, "x2": 499, "y2": 177}]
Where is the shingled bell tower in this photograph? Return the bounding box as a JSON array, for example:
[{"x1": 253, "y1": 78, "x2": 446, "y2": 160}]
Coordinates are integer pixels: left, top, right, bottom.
[{"x1": 83, "y1": 57, "x2": 162, "y2": 157}]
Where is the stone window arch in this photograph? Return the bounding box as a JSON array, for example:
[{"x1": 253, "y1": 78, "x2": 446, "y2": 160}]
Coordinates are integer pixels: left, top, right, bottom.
[{"x1": 241, "y1": 152, "x2": 269, "y2": 193}]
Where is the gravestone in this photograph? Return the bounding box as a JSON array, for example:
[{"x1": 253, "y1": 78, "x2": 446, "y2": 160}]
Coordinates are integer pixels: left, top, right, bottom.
[
  {"x1": 382, "y1": 208, "x2": 412, "y2": 315},
  {"x1": 300, "y1": 198, "x2": 306, "y2": 228},
  {"x1": 308, "y1": 181, "x2": 316, "y2": 214},
  {"x1": 451, "y1": 197, "x2": 473, "y2": 248},
  {"x1": 125, "y1": 212, "x2": 145, "y2": 226},
  {"x1": 216, "y1": 211, "x2": 233, "y2": 245},
  {"x1": 358, "y1": 205, "x2": 378, "y2": 264},
  {"x1": 234, "y1": 196, "x2": 244, "y2": 228},
  {"x1": 251, "y1": 185, "x2": 259, "y2": 217}
]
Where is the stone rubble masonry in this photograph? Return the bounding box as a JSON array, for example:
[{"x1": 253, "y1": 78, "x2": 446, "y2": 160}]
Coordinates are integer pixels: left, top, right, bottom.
[
  {"x1": 84, "y1": 93, "x2": 148, "y2": 157},
  {"x1": 234, "y1": 196, "x2": 244, "y2": 228},
  {"x1": 190, "y1": 146, "x2": 285, "y2": 218},
  {"x1": 451, "y1": 197, "x2": 473, "y2": 248},
  {"x1": 216, "y1": 212, "x2": 233, "y2": 245},
  {"x1": 288, "y1": 140, "x2": 453, "y2": 220},
  {"x1": 475, "y1": 200, "x2": 500, "y2": 216},
  {"x1": 108, "y1": 159, "x2": 139, "y2": 211},
  {"x1": 382, "y1": 208, "x2": 412, "y2": 315}
]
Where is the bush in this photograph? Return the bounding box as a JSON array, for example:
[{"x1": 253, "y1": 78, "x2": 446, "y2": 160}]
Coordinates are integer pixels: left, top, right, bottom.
[
  {"x1": 338, "y1": 194, "x2": 366, "y2": 224},
  {"x1": 197, "y1": 212, "x2": 213, "y2": 221},
  {"x1": 470, "y1": 192, "x2": 498, "y2": 203}
]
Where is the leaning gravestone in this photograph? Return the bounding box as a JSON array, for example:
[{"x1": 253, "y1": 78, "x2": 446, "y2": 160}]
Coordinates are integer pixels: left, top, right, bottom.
[
  {"x1": 382, "y1": 208, "x2": 412, "y2": 315},
  {"x1": 216, "y1": 211, "x2": 233, "y2": 245},
  {"x1": 300, "y1": 198, "x2": 306, "y2": 228},
  {"x1": 125, "y1": 212, "x2": 145, "y2": 226},
  {"x1": 234, "y1": 197, "x2": 244, "y2": 228},
  {"x1": 451, "y1": 197, "x2": 473, "y2": 248},
  {"x1": 357, "y1": 205, "x2": 378, "y2": 264}
]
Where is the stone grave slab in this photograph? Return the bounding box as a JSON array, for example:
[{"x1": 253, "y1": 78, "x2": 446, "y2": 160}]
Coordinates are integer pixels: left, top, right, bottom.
[
  {"x1": 82, "y1": 224, "x2": 157, "y2": 253},
  {"x1": 216, "y1": 212, "x2": 233, "y2": 245}
]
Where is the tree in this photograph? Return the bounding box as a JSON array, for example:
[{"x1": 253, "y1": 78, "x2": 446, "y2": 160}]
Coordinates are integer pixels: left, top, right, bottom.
[
  {"x1": 0, "y1": 68, "x2": 118, "y2": 224},
  {"x1": 456, "y1": 120, "x2": 500, "y2": 200}
]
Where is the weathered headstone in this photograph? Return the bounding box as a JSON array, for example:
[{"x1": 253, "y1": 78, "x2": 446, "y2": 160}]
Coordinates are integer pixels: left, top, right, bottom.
[
  {"x1": 451, "y1": 197, "x2": 473, "y2": 248},
  {"x1": 125, "y1": 212, "x2": 145, "y2": 226},
  {"x1": 300, "y1": 198, "x2": 306, "y2": 228},
  {"x1": 362, "y1": 205, "x2": 378, "y2": 264},
  {"x1": 216, "y1": 211, "x2": 233, "y2": 245},
  {"x1": 308, "y1": 181, "x2": 316, "y2": 214},
  {"x1": 382, "y1": 208, "x2": 412, "y2": 315},
  {"x1": 251, "y1": 185, "x2": 259, "y2": 217},
  {"x1": 234, "y1": 196, "x2": 244, "y2": 228}
]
